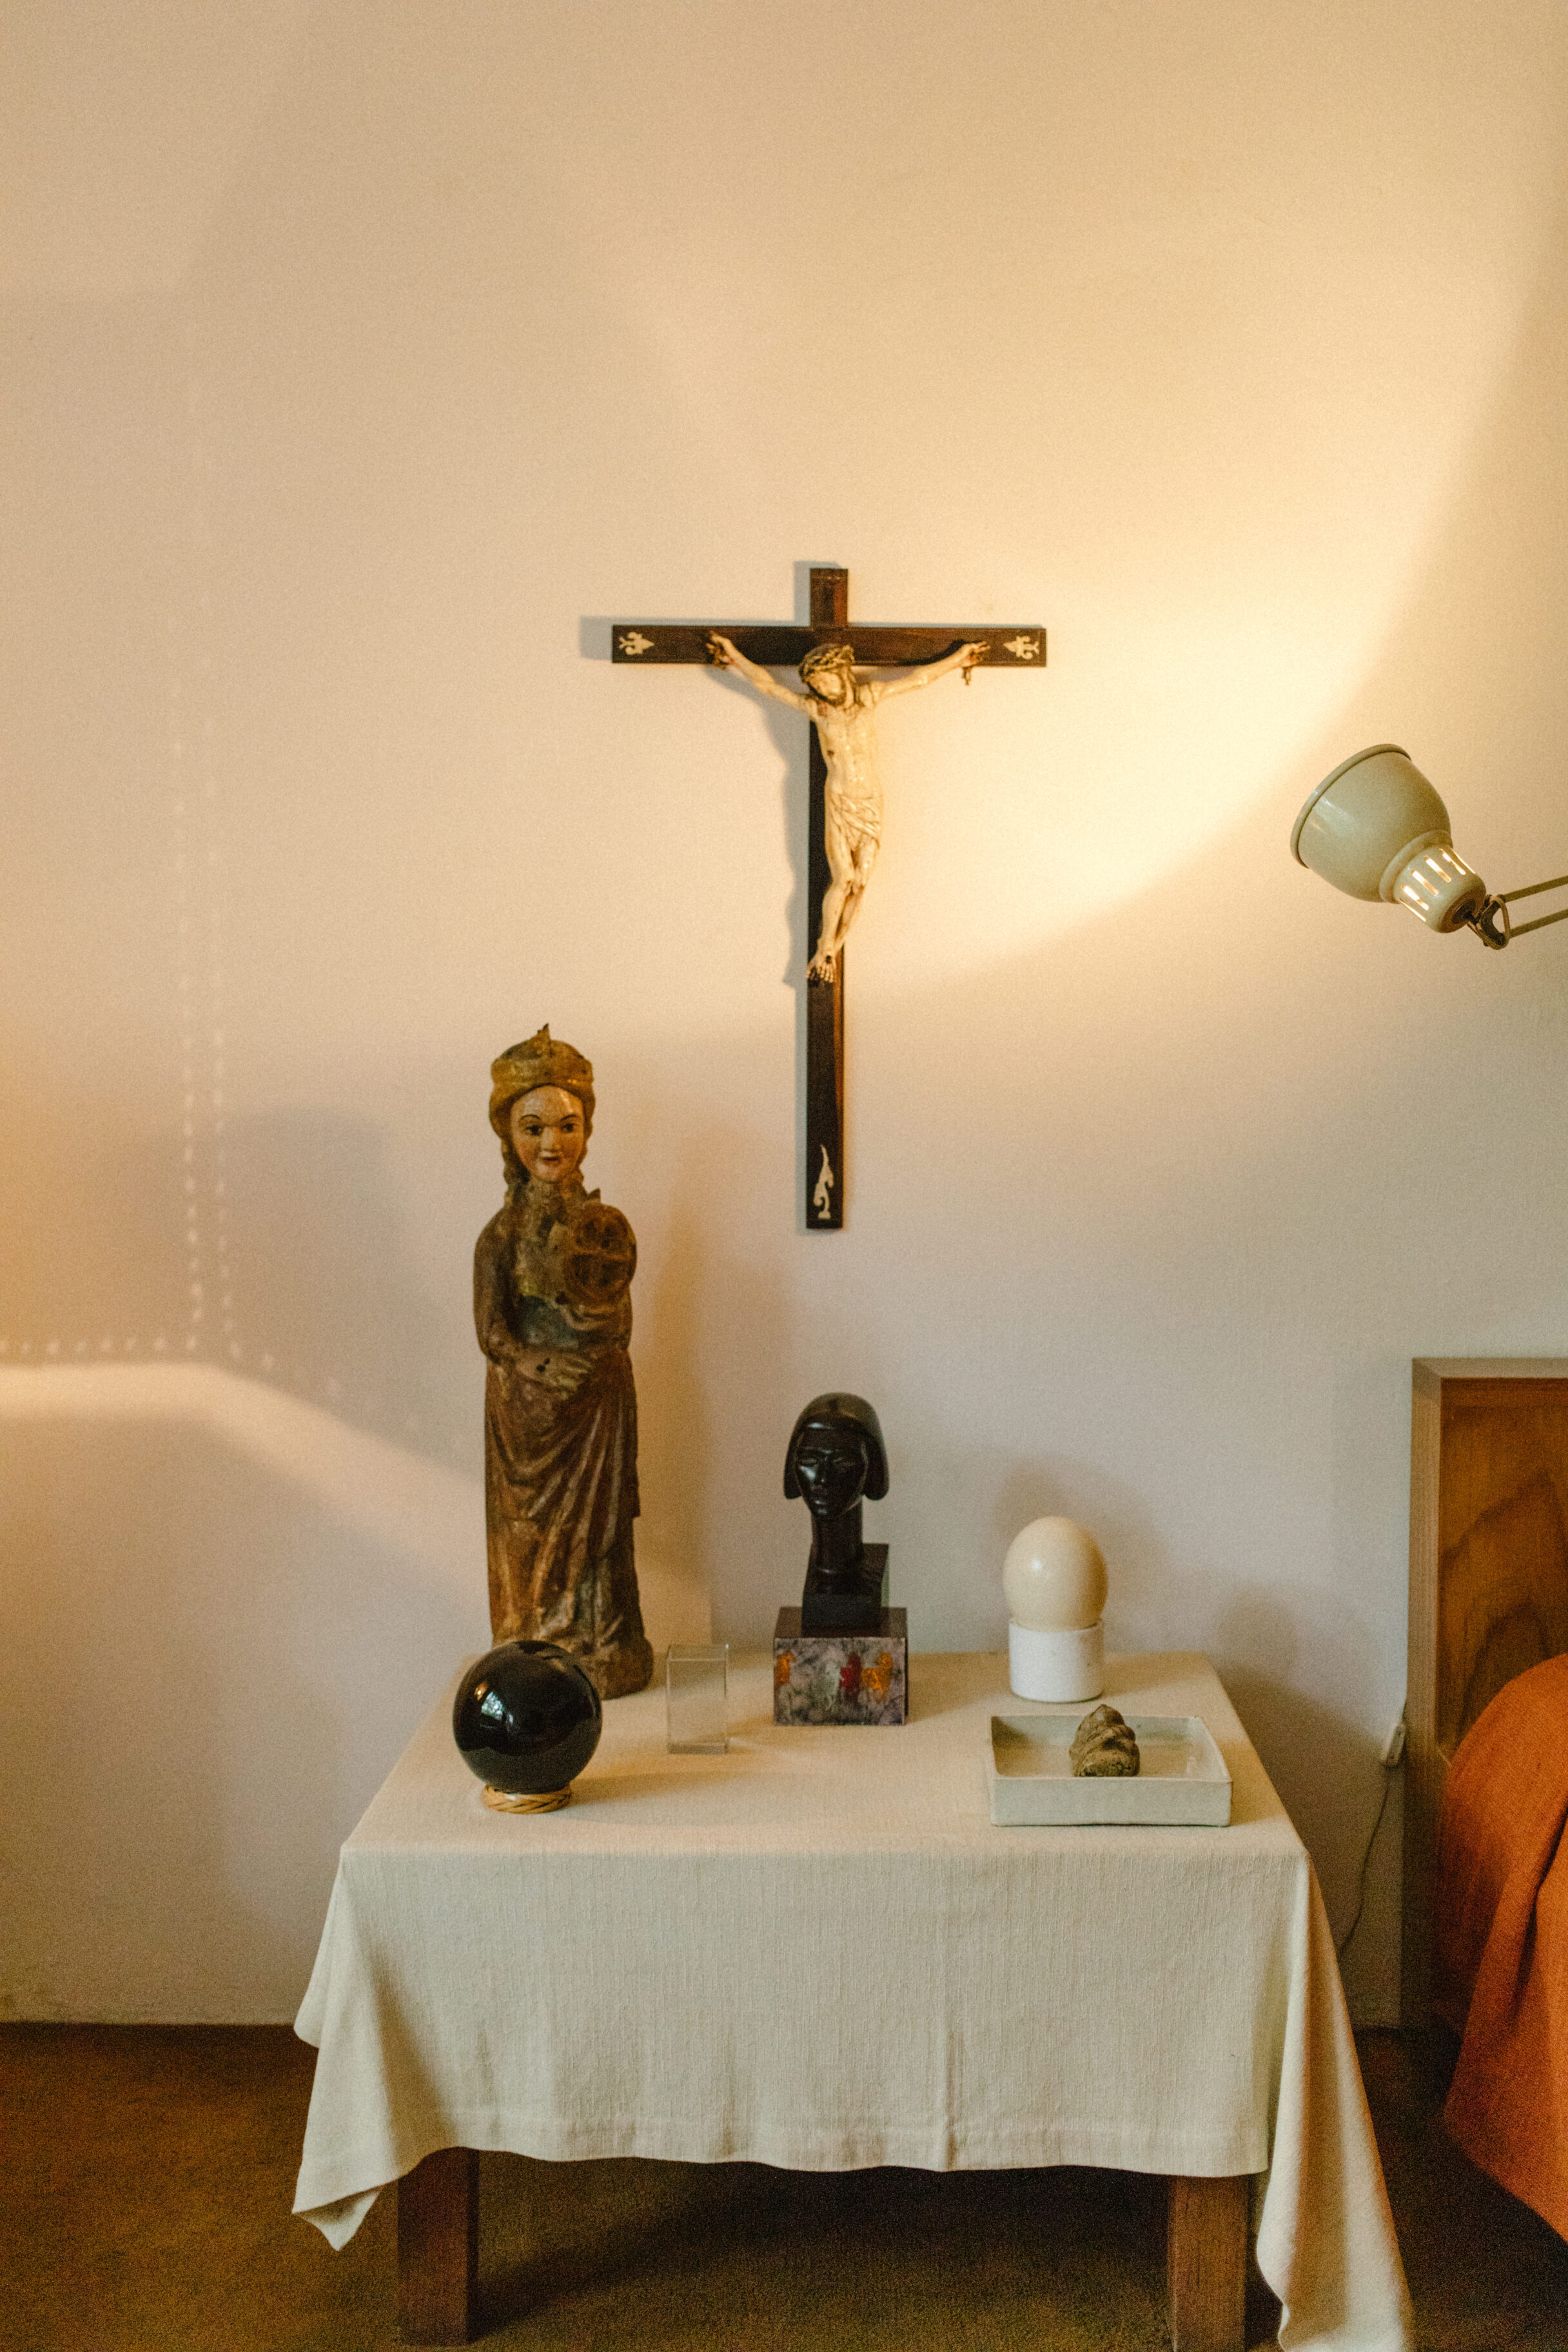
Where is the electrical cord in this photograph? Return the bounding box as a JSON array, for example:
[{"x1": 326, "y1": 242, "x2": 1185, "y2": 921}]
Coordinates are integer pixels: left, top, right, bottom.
[{"x1": 1335, "y1": 1758, "x2": 1396, "y2": 1958}]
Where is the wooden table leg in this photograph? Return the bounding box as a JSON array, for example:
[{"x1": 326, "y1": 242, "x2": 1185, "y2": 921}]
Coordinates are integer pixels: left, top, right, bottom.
[
  {"x1": 398, "y1": 2148, "x2": 478, "y2": 2345},
  {"x1": 1168, "y1": 2173, "x2": 1248, "y2": 2352}
]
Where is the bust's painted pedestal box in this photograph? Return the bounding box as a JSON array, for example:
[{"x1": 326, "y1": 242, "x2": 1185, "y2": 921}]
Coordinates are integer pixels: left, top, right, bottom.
[{"x1": 772, "y1": 1607, "x2": 908, "y2": 1725}]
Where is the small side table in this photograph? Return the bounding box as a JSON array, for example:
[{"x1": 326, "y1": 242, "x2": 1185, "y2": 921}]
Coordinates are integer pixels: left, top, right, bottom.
[{"x1": 296, "y1": 1651, "x2": 1409, "y2": 2352}]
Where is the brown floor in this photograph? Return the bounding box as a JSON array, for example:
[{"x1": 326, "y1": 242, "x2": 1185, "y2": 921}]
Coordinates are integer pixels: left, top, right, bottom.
[{"x1": 1, "y1": 2024, "x2": 1565, "y2": 2351}]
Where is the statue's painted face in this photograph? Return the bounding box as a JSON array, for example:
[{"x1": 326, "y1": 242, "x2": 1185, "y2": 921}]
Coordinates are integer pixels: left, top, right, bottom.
[
  {"x1": 511, "y1": 1087, "x2": 586, "y2": 1184},
  {"x1": 790, "y1": 1421, "x2": 870, "y2": 1518}
]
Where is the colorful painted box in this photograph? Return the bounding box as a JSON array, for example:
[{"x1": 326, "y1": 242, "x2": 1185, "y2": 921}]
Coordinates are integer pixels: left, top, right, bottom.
[{"x1": 772, "y1": 1607, "x2": 908, "y2": 1726}]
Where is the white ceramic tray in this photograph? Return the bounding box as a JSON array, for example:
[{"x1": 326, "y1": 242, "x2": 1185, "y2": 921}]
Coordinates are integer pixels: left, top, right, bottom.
[{"x1": 987, "y1": 1713, "x2": 1232, "y2": 1827}]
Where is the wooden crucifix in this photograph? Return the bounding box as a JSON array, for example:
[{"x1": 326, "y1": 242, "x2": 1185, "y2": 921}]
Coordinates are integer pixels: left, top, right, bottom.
[{"x1": 612, "y1": 566, "x2": 1045, "y2": 1229}]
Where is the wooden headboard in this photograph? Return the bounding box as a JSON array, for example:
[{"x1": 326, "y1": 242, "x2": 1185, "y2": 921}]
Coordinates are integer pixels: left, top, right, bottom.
[{"x1": 1404, "y1": 1359, "x2": 1568, "y2": 2024}]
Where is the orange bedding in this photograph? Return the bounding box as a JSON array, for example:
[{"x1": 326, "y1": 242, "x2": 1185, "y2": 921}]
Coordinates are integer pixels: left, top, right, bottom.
[{"x1": 1435, "y1": 1651, "x2": 1568, "y2": 2239}]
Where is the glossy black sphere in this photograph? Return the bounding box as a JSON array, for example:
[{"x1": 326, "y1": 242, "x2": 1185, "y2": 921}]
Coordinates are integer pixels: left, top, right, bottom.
[{"x1": 452, "y1": 1640, "x2": 603, "y2": 1796}]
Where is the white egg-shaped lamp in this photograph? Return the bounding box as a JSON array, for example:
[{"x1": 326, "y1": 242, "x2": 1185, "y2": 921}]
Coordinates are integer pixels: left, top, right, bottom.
[{"x1": 1003, "y1": 1517, "x2": 1108, "y2": 1702}]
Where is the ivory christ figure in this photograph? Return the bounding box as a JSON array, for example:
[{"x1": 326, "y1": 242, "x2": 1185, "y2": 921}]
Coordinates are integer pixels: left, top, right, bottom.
[
  {"x1": 705, "y1": 633, "x2": 985, "y2": 980},
  {"x1": 473, "y1": 1026, "x2": 654, "y2": 1700}
]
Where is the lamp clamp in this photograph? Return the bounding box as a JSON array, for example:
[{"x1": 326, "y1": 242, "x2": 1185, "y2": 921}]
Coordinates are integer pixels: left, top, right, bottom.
[{"x1": 1463, "y1": 873, "x2": 1568, "y2": 951}]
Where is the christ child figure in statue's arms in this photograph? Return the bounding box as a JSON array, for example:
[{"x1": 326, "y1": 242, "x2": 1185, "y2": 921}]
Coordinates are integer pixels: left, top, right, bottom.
[
  {"x1": 705, "y1": 631, "x2": 986, "y2": 981},
  {"x1": 498, "y1": 1088, "x2": 594, "y2": 1393}
]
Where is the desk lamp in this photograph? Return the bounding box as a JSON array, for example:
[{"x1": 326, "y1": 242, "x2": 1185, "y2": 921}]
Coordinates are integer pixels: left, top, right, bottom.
[
  {"x1": 1291, "y1": 745, "x2": 1568, "y2": 948},
  {"x1": 1003, "y1": 1517, "x2": 1108, "y2": 1703}
]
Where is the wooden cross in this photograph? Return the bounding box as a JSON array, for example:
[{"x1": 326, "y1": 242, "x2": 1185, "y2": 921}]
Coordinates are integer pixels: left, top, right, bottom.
[{"x1": 612, "y1": 565, "x2": 1046, "y2": 1229}]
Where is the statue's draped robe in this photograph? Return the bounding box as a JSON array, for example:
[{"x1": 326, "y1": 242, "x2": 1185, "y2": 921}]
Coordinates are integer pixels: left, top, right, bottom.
[{"x1": 475, "y1": 1178, "x2": 650, "y2": 1694}]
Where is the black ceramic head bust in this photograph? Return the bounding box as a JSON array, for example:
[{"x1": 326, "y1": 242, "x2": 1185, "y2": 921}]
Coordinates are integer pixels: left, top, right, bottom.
[{"x1": 784, "y1": 1393, "x2": 888, "y2": 1590}]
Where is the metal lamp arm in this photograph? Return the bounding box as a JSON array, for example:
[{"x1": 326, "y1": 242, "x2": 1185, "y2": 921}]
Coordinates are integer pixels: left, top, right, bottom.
[{"x1": 1465, "y1": 872, "x2": 1568, "y2": 949}]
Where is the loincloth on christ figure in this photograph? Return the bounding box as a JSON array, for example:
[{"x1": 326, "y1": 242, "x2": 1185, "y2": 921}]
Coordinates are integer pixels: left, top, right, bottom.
[{"x1": 824, "y1": 797, "x2": 882, "y2": 867}]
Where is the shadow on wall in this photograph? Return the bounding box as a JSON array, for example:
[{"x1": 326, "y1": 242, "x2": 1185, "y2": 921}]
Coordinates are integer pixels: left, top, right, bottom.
[
  {"x1": 0, "y1": 1086, "x2": 193, "y2": 1363},
  {"x1": 228, "y1": 1105, "x2": 469, "y2": 1463},
  {"x1": 1208, "y1": 1583, "x2": 1406, "y2": 2018},
  {"x1": 874, "y1": 1436, "x2": 1168, "y2": 1660},
  {"x1": 633, "y1": 1195, "x2": 715, "y2": 1647},
  {"x1": 1215, "y1": 1643, "x2": 1400, "y2": 2012},
  {"x1": 0, "y1": 1363, "x2": 485, "y2": 2021}
]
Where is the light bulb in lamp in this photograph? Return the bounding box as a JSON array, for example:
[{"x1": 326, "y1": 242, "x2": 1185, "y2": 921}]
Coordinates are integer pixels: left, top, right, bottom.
[{"x1": 1003, "y1": 1517, "x2": 1108, "y2": 1703}]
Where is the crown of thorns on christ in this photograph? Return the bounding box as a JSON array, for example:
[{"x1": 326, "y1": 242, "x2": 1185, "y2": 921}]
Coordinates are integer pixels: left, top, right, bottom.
[{"x1": 799, "y1": 640, "x2": 858, "y2": 690}]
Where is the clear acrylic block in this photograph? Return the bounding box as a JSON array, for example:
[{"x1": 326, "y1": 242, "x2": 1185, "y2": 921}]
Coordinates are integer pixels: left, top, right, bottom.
[{"x1": 666, "y1": 1643, "x2": 729, "y2": 1753}]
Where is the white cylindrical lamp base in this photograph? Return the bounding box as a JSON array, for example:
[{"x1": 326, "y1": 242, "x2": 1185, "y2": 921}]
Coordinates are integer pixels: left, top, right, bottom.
[{"x1": 1008, "y1": 1619, "x2": 1104, "y2": 1703}]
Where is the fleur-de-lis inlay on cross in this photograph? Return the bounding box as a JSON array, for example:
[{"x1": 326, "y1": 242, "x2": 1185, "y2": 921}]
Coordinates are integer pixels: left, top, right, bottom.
[
  {"x1": 1003, "y1": 634, "x2": 1042, "y2": 662},
  {"x1": 618, "y1": 631, "x2": 654, "y2": 658}
]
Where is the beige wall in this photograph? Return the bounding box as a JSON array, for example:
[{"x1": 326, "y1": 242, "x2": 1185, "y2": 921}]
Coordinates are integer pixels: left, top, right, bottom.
[{"x1": 5, "y1": 0, "x2": 1568, "y2": 2023}]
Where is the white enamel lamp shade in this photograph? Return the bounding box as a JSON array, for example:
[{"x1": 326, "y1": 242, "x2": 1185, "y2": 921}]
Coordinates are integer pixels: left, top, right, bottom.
[{"x1": 1291, "y1": 745, "x2": 1488, "y2": 933}]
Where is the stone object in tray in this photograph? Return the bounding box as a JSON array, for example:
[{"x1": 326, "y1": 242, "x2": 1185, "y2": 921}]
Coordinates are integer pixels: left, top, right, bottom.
[{"x1": 1070, "y1": 1703, "x2": 1141, "y2": 1777}]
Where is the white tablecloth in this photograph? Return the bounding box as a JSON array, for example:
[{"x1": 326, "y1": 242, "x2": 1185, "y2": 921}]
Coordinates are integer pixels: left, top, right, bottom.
[{"x1": 295, "y1": 1650, "x2": 1411, "y2": 2351}]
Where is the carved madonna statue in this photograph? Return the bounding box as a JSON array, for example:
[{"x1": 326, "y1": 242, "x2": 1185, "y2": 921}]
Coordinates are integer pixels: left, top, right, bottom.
[{"x1": 473, "y1": 1026, "x2": 654, "y2": 1699}]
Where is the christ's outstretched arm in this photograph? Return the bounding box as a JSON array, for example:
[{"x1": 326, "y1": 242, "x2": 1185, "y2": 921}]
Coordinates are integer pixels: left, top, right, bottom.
[
  {"x1": 706, "y1": 634, "x2": 812, "y2": 712},
  {"x1": 870, "y1": 641, "x2": 986, "y2": 701}
]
